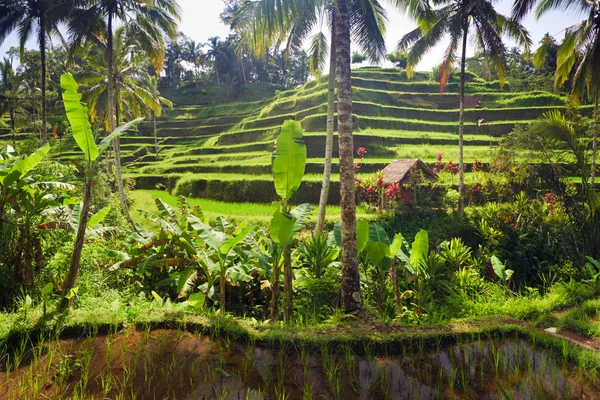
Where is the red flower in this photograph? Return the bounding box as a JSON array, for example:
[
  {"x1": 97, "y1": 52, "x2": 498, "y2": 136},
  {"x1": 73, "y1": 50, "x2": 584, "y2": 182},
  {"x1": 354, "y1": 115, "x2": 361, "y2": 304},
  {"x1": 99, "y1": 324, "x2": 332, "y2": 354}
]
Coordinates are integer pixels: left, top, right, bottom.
[
  {"x1": 444, "y1": 161, "x2": 459, "y2": 175},
  {"x1": 356, "y1": 147, "x2": 367, "y2": 160},
  {"x1": 386, "y1": 183, "x2": 401, "y2": 199}
]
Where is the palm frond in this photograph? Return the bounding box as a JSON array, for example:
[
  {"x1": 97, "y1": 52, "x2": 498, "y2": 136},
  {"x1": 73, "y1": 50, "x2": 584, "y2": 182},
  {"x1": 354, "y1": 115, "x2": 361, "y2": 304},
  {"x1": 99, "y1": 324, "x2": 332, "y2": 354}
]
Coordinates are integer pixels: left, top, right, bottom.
[{"x1": 308, "y1": 31, "x2": 329, "y2": 80}]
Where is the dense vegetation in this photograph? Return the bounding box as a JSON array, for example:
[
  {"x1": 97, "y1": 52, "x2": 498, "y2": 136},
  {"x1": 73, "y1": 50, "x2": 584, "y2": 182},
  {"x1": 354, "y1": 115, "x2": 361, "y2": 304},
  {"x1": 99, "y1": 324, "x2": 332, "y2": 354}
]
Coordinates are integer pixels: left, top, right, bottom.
[{"x1": 1, "y1": 0, "x2": 600, "y2": 398}]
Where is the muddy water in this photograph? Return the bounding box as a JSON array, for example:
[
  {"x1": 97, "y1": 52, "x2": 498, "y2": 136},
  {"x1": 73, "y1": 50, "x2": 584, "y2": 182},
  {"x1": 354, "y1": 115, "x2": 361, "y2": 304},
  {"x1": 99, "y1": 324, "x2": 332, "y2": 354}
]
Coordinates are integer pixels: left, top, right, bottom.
[{"x1": 1, "y1": 329, "x2": 599, "y2": 400}]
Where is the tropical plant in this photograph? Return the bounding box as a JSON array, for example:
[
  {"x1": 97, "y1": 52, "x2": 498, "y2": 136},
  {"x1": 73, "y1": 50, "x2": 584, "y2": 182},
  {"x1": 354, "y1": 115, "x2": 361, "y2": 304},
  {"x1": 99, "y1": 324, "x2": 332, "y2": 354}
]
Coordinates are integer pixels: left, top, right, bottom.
[
  {"x1": 270, "y1": 120, "x2": 313, "y2": 321},
  {"x1": 187, "y1": 215, "x2": 256, "y2": 313},
  {"x1": 184, "y1": 40, "x2": 204, "y2": 85},
  {"x1": 516, "y1": 0, "x2": 600, "y2": 185},
  {"x1": 0, "y1": 58, "x2": 19, "y2": 146},
  {"x1": 0, "y1": 0, "x2": 72, "y2": 145},
  {"x1": 204, "y1": 37, "x2": 227, "y2": 88},
  {"x1": 75, "y1": 27, "x2": 172, "y2": 157},
  {"x1": 490, "y1": 255, "x2": 514, "y2": 286},
  {"x1": 295, "y1": 231, "x2": 339, "y2": 279},
  {"x1": 67, "y1": 0, "x2": 180, "y2": 229},
  {"x1": 0, "y1": 144, "x2": 50, "y2": 303},
  {"x1": 76, "y1": 27, "x2": 168, "y2": 127},
  {"x1": 395, "y1": 0, "x2": 531, "y2": 213},
  {"x1": 58, "y1": 72, "x2": 143, "y2": 308},
  {"x1": 230, "y1": 0, "x2": 387, "y2": 233}
]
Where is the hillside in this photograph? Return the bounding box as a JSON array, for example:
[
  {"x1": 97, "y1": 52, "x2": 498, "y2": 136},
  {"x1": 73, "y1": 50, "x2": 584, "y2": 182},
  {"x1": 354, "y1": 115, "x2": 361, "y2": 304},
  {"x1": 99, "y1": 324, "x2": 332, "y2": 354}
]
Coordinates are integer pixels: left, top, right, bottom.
[{"x1": 1, "y1": 68, "x2": 586, "y2": 205}]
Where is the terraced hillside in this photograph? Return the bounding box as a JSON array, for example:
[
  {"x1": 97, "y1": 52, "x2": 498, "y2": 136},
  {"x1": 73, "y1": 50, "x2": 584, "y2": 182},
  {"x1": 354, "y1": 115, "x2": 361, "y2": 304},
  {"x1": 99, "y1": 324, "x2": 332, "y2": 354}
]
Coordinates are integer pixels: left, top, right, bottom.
[{"x1": 1, "y1": 68, "x2": 587, "y2": 206}]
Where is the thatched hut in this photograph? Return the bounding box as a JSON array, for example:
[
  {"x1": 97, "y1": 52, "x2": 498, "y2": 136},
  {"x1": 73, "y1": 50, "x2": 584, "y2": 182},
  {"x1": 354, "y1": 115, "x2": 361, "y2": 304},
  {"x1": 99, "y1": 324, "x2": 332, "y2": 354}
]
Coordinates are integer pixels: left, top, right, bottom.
[{"x1": 381, "y1": 159, "x2": 438, "y2": 205}]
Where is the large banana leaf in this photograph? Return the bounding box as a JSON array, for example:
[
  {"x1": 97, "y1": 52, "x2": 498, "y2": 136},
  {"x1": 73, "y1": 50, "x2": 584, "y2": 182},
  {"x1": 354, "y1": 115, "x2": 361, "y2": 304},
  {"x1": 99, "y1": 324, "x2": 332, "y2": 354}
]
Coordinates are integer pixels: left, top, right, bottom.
[
  {"x1": 290, "y1": 203, "x2": 315, "y2": 233},
  {"x1": 410, "y1": 229, "x2": 429, "y2": 271},
  {"x1": 368, "y1": 223, "x2": 390, "y2": 245},
  {"x1": 98, "y1": 117, "x2": 144, "y2": 155},
  {"x1": 60, "y1": 73, "x2": 98, "y2": 162},
  {"x1": 220, "y1": 223, "x2": 256, "y2": 256},
  {"x1": 270, "y1": 210, "x2": 296, "y2": 246},
  {"x1": 87, "y1": 206, "x2": 111, "y2": 228},
  {"x1": 272, "y1": 120, "x2": 306, "y2": 200},
  {"x1": 0, "y1": 144, "x2": 50, "y2": 187},
  {"x1": 333, "y1": 220, "x2": 370, "y2": 253}
]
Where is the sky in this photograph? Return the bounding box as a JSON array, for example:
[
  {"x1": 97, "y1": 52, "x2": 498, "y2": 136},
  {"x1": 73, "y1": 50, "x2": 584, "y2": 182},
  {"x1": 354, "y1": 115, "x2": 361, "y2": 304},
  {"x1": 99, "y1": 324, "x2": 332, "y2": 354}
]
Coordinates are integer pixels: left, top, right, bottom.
[{"x1": 0, "y1": 0, "x2": 581, "y2": 72}]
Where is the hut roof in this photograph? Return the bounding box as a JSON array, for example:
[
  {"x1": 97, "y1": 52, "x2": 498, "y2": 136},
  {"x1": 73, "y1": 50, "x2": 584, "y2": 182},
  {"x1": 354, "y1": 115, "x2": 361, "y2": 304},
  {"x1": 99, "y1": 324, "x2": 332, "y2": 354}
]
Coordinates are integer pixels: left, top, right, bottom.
[{"x1": 381, "y1": 158, "x2": 438, "y2": 185}]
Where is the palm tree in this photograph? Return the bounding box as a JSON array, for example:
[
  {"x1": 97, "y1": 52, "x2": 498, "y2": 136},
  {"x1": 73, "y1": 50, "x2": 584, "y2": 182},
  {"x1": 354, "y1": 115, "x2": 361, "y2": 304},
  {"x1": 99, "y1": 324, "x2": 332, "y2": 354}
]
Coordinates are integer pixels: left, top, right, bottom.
[
  {"x1": 184, "y1": 40, "x2": 204, "y2": 85},
  {"x1": 75, "y1": 27, "x2": 169, "y2": 128},
  {"x1": 145, "y1": 75, "x2": 172, "y2": 156},
  {"x1": 0, "y1": 58, "x2": 18, "y2": 147},
  {"x1": 204, "y1": 37, "x2": 227, "y2": 87},
  {"x1": 394, "y1": 0, "x2": 531, "y2": 213},
  {"x1": 514, "y1": 0, "x2": 600, "y2": 186},
  {"x1": 0, "y1": 0, "x2": 72, "y2": 145},
  {"x1": 232, "y1": 0, "x2": 386, "y2": 233},
  {"x1": 67, "y1": 0, "x2": 180, "y2": 229},
  {"x1": 233, "y1": 0, "x2": 383, "y2": 313}
]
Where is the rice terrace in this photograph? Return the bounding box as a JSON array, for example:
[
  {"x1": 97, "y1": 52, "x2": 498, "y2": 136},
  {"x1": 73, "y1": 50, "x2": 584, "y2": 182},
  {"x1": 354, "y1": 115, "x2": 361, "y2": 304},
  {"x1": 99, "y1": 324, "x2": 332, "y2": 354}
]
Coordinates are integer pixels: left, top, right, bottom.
[{"x1": 2, "y1": 0, "x2": 600, "y2": 398}]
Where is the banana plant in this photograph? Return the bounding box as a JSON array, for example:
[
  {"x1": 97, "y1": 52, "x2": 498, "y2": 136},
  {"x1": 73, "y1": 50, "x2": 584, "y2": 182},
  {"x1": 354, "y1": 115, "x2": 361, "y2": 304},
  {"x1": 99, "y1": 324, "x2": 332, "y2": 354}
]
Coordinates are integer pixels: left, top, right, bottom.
[
  {"x1": 0, "y1": 144, "x2": 63, "y2": 290},
  {"x1": 491, "y1": 255, "x2": 514, "y2": 287},
  {"x1": 187, "y1": 215, "x2": 256, "y2": 313},
  {"x1": 334, "y1": 223, "x2": 429, "y2": 317},
  {"x1": 59, "y1": 73, "x2": 143, "y2": 308},
  {"x1": 269, "y1": 120, "x2": 313, "y2": 322}
]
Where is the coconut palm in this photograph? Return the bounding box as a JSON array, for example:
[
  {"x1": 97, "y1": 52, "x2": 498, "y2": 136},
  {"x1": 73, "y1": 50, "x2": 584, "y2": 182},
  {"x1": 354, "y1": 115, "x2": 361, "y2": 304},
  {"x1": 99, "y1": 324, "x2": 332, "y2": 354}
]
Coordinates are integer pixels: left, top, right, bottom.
[
  {"x1": 232, "y1": 0, "x2": 386, "y2": 235},
  {"x1": 67, "y1": 0, "x2": 180, "y2": 229},
  {"x1": 75, "y1": 26, "x2": 169, "y2": 128},
  {"x1": 514, "y1": 0, "x2": 600, "y2": 185},
  {"x1": 204, "y1": 37, "x2": 228, "y2": 88},
  {"x1": 394, "y1": 0, "x2": 531, "y2": 213},
  {"x1": 184, "y1": 40, "x2": 204, "y2": 85},
  {"x1": 0, "y1": 58, "x2": 19, "y2": 147},
  {"x1": 232, "y1": 0, "x2": 383, "y2": 313},
  {"x1": 0, "y1": 0, "x2": 72, "y2": 145}
]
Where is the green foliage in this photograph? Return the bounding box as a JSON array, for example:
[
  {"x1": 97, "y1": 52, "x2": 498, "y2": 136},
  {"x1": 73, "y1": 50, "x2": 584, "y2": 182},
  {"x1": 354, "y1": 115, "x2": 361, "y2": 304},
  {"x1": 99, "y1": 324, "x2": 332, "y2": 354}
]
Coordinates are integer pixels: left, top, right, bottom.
[
  {"x1": 295, "y1": 231, "x2": 339, "y2": 279},
  {"x1": 271, "y1": 120, "x2": 306, "y2": 200},
  {"x1": 60, "y1": 74, "x2": 98, "y2": 162}
]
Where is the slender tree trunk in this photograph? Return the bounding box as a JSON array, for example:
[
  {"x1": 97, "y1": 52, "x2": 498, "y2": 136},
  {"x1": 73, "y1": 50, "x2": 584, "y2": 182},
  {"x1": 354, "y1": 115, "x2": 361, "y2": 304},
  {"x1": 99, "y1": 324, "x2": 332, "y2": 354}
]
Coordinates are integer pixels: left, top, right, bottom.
[
  {"x1": 283, "y1": 245, "x2": 293, "y2": 322},
  {"x1": 390, "y1": 262, "x2": 402, "y2": 316},
  {"x1": 215, "y1": 62, "x2": 221, "y2": 87},
  {"x1": 10, "y1": 109, "x2": 16, "y2": 148},
  {"x1": 107, "y1": 15, "x2": 135, "y2": 230},
  {"x1": 316, "y1": 15, "x2": 337, "y2": 233},
  {"x1": 336, "y1": 0, "x2": 362, "y2": 313},
  {"x1": 153, "y1": 111, "x2": 158, "y2": 156},
  {"x1": 240, "y1": 55, "x2": 247, "y2": 85},
  {"x1": 591, "y1": 95, "x2": 598, "y2": 186},
  {"x1": 39, "y1": 17, "x2": 48, "y2": 146},
  {"x1": 219, "y1": 268, "x2": 226, "y2": 313},
  {"x1": 457, "y1": 25, "x2": 468, "y2": 214},
  {"x1": 270, "y1": 255, "x2": 281, "y2": 321},
  {"x1": 60, "y1": 179, "x2": 93, "y2": 308}
]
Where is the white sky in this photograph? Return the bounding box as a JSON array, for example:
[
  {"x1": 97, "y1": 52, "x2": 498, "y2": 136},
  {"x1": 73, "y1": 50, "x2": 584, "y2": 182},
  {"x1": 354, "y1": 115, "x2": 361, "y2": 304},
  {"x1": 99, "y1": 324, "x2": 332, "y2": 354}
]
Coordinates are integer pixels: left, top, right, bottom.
[{"x1": 0, "y1": 0, "x2": 581, "y2": 72}]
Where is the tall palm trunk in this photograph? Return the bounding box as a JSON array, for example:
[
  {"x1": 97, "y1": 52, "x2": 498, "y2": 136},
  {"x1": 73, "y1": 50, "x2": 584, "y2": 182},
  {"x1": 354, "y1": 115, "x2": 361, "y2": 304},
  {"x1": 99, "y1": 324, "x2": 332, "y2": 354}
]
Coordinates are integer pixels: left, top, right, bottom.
[
  {"x1": 316, "y1": 15, "x2": 337, "y2": 233},
  {"x1": 457, "y1": 24, "x2": 468, "y2": 214},
  {"x1": 153, "y1": 110, "x2": 158, "y2": 156},
  {"x1": 592, "y1": 95, "x2": 598, "y2": 186},
  {"x1": 240, "y1": 55, "x2": 247, "y2": 85},
  {"x1": 39, "y1": 15, "x2": 48, "y2": 145},
  {"x1": 60, "y1": 179, "x2": 93, "y2": 308},
  {"x1": 107, "y1": 14, "x2": 135, "y2": 230},
  {"x1": 10, "y1": 109, "x2": 16, "y2": 148},
  {"x1": 336, "y1": 0, "x2": 362, "y2": 313},
  {"x1": 215, "y1": 62, "x2": 221, "y2": 87}
]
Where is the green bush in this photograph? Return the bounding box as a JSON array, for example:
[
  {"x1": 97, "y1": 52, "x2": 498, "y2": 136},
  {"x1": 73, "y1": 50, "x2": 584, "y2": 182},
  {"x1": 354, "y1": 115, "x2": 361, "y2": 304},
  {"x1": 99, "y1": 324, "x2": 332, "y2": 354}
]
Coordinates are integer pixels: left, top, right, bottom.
[{"x1": 294, "y1": 268, "x2": 341, "y2": 323}]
